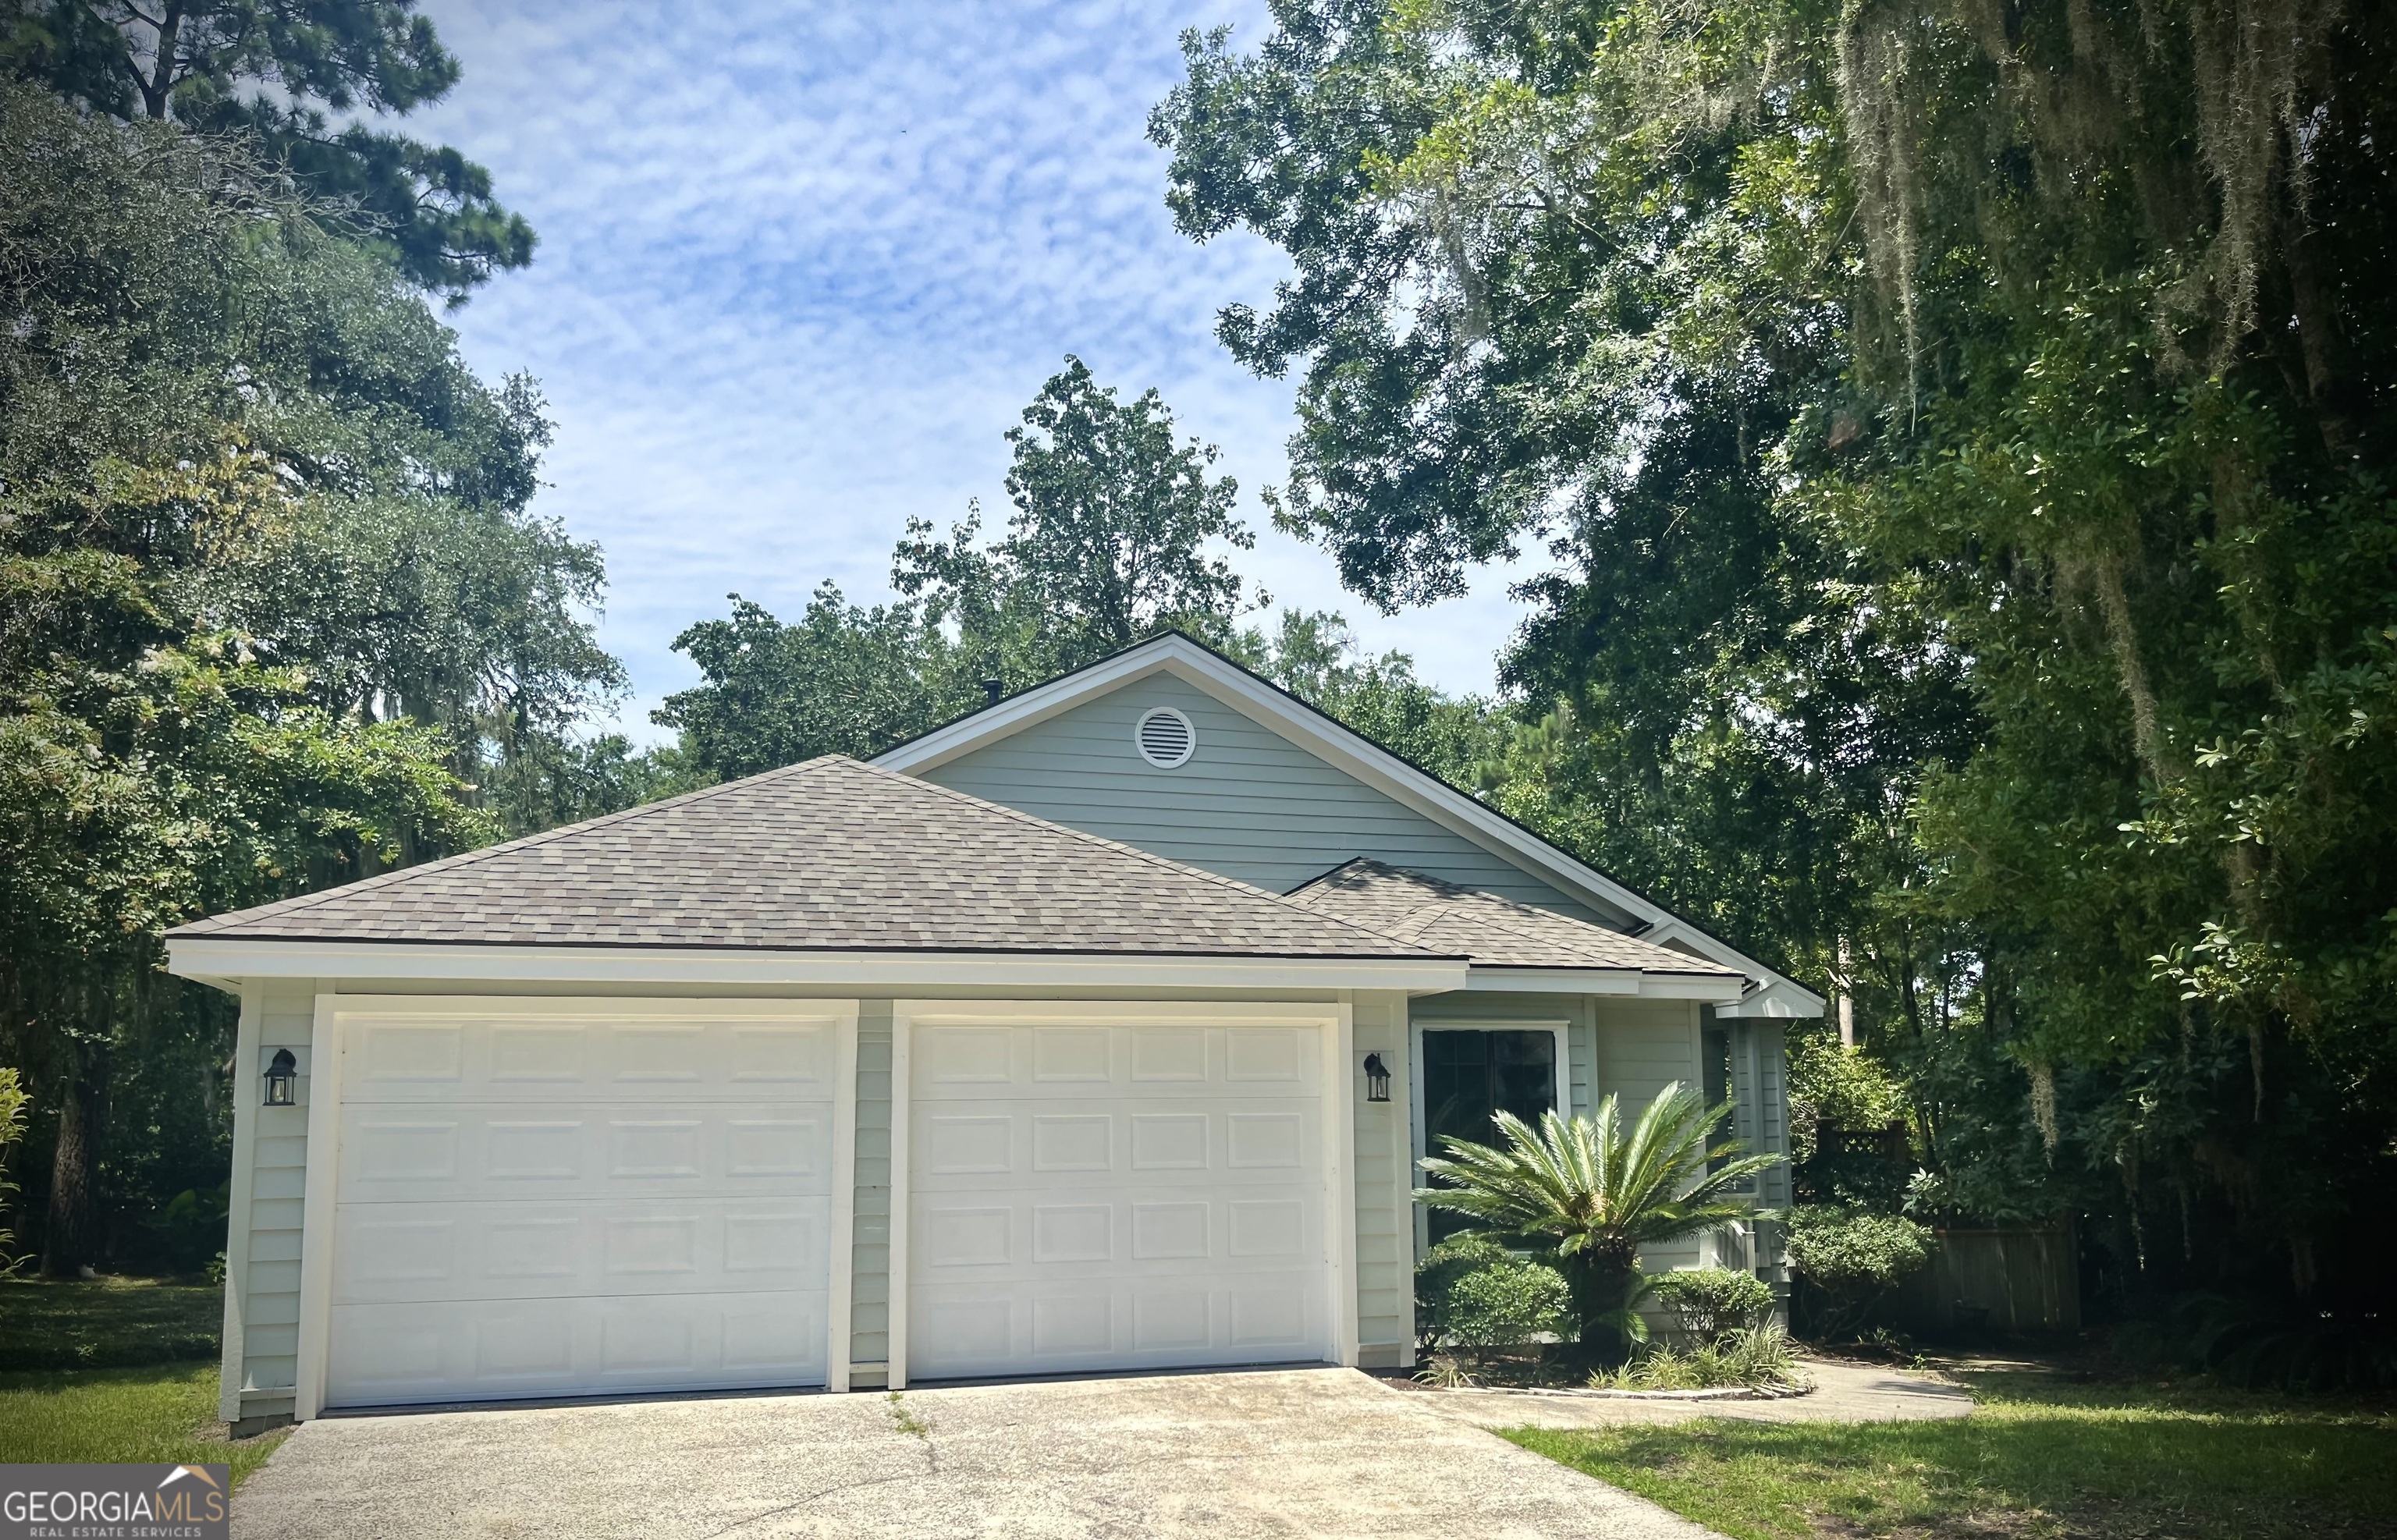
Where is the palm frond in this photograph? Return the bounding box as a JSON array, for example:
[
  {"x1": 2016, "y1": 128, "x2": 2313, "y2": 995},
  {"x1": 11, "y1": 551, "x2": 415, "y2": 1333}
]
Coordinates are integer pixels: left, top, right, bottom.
[{"x1": 1416, "y1": 1081, "x2": 1776, "y2": 1262}]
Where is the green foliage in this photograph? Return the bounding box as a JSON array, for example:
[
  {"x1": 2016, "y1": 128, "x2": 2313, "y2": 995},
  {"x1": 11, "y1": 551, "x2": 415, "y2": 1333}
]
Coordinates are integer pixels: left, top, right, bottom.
[
  {"x1": 1785, "y1": 1205, "x2": 1934, "y2": 1337},
  {"x1": 0, "y1": 80, "x2": 614, "y2": 1272},
  {"x1": 1445, "y1": 1258, "x2": 1574, "y2": 1356},
  {"x1": 0, "y1": 1070, "x2": 25, "y2": 1265},
  {"x1": 1649, "y1": 1268, "x2": 1777, "y2": 1347},
  {"x1": 1154, "y1": 0, "x2": 2397, "y2": 1315},
  {"x1": 656, "y1": 360, "x2": 1505, "y2": 790},
  {"x1": 897, "y1": 355, "x2": 1258, "y2": 681},
  {"x1": 1416, "y1": 1086, "x2": 1778, "y2": 1348},
  {"x1": 1589, "y1": 1323, "x2": 1805, "y2": 1392},
  {"x1": 5, "y1": 0, "x2": 532, "y2": 296},
  {"x1": 1412, "y1": 1230, "x2": 1514, "y2": 1350}
]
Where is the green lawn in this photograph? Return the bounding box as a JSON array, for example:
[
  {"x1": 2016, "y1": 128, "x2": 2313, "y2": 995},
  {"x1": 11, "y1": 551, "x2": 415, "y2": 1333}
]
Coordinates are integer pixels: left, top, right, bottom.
[
  {"x1": 0, "y1": 1278, "x2": 286, "y2": 1485},
  {"x1": 0, "y1": 1363, "x2": 286, "y2": 1481},
  {"x1": 1507, "y1": 1364, "x2": 2397, "y2": 1540},
  {"x1": 0, "y1": 1276, "x2": 222, "y2": 1370}
]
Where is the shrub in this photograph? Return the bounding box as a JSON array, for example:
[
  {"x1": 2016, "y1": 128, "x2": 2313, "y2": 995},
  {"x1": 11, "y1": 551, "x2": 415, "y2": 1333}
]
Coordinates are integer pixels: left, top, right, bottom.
[
  {"x1": 1590, "y1": 1323, "x2": 1806, "y2": 1391},
  {"x1": 1445, "y1": 1260, "x2": 1573, "y2": 1358},
  {"x1": 1413, "y1": 1231, "x2": 1514, "y2": 1350},
  {"x1": 1650, "y1": 1267, "x2": 1776, "y2": 1345},
  {"x1": 1785, "y1": 1205, "x2": 1934, "y2": 1337},
  {"x1": 1415, "y1": 1084, "x2": 1779, "y2": 1354}
]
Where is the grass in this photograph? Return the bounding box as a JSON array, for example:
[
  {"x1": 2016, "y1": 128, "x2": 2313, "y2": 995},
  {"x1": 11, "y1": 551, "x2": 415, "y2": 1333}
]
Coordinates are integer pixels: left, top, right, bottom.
[
  {"x1": 1507, "y1": 1361, "x2": 2397, "y2": 1540},
  {"x1": 0, "y1": 1278, "x2": 287, "y2": 1485},
  {"x1": 0, "y1": 1275, "x2": 222, "y2": 1369},
  {"x1": 0, "y1": 1363, "x2": 287, "y2": 1482}
]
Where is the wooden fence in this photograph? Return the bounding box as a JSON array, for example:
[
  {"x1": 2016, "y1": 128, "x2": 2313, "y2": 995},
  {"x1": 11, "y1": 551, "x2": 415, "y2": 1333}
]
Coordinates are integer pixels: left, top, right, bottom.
[{"x1": 1893, "y1": 1223, "x2": 2081, "y2": 1333}]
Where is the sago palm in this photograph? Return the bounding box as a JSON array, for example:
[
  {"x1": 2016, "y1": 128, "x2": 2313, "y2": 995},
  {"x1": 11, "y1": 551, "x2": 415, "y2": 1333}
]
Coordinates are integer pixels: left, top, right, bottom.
[{"x1": 1415, "y1": 1082, "x2": 1780, "y2": 1352}]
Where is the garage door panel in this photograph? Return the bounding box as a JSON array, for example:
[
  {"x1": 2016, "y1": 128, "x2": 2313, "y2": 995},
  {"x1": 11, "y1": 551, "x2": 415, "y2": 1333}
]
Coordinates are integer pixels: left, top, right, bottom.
[
  {"x1": 328, "y1": 1006, "x2": 843, "y2": 1409},
  {"x1": 333, "y1": 1196, "x2": 834, "y2": 1304},
  {"x1": 906, "y1": 1017, "x2": 1336, "y2": 1382},
  {"x1": 344, "y1": 1015, "x2": 841, "y2": 1104},
  {"x1": 913, "y1": 1024, "x2": 1323, "y2": 1104},
  {"x1": 337, "y1": 1103, "x2": 835, "y2": 1202},
  {"x1": 325, "y1": 1290, "x2": 828, "y2": 1407},
  {"x1": 912, "y1": 1104, "x2": 1319, "y2": 1190},
  {"x1": 913, "y1": 1188, "x2": 1323, "y2": 1278},
  {"x1": 907, "y1": 1274, "x2": 1330, "y2": 1380}
]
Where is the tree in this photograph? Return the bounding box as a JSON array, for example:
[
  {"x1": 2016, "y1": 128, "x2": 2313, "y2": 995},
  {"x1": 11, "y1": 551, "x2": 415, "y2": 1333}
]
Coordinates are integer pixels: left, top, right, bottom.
[
  {"x1": 1156, "y1": 0, "x2": 2397, "y2": 1318},
  {"x1": 4, "y1": 0, "x2": 531, "y2": 297},
  {"x1": 895, "y1": 356, "x2": 1259, "y2": 686},
  {"x1": 0, "y1": 82, "x2": 609, "y2": 1272},
  {"x1": 654, "y1": 588, "x2": 958, "y2": 784},
  {"x1": 1415, "y1": 1086, "x2": 1778, "y2": 1354}
]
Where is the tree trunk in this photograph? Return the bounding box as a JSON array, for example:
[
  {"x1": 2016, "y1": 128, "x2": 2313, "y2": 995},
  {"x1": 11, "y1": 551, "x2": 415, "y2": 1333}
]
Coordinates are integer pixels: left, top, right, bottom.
[{"x1": 41, "y1": 1068, "x2": 97, "y2": 1278}]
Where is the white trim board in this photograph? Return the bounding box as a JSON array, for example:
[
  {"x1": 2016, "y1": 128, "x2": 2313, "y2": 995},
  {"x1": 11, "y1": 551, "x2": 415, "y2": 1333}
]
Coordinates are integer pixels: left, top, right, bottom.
[
  {"x1": 872, "y1": 634, "x2": 1823, "y2": 1019},
  {"x1": 217, "y1": 983, "x2": 264, "y2": 1422},
  {"x1": 167, "y1": 938, "x2": 1466, "y2": 997}
]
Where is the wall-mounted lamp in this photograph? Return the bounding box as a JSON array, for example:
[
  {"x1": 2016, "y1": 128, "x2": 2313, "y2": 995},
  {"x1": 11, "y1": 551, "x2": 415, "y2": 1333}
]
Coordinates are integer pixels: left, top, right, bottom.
[
  {"x1": 1362, "y1": 1052, "x2": 1391, "y2": 1104},
  {"x1": 264, "y1": 1047, "x2": 297, "y2": 1107}
]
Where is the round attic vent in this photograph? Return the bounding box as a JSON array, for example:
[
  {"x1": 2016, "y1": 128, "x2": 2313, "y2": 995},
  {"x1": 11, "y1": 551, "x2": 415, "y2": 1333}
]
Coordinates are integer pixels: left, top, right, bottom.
[{"x1": 1135, "y1": 706, "x2": 1196, "y2": 768}]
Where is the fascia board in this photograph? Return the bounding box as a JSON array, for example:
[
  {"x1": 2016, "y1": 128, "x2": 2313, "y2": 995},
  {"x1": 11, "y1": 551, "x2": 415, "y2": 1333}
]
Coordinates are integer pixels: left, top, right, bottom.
[
  {"x1": 1711, "y1": 980, "x2": 1828, "y2": 1018},
  {"x1": 1464, "y1": 967, "x2": 1747, "y2": 1001},
  {"x1": 164, "y1": 936, "x2": 1469, "y2": 995}
]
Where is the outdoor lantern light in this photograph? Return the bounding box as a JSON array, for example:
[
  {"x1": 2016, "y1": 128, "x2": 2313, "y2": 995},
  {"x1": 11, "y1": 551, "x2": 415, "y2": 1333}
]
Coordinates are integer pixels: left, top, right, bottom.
[
  {"x1": 1363, "y1": 1052, "x2": 1391, "y2": 1103},
  {"x1": 264, "y1": 1048, "x2": 297, "y2": 1107}
]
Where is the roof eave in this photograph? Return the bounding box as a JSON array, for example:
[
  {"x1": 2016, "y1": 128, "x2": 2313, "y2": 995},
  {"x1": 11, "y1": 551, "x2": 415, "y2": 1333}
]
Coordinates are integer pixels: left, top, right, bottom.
[
  {"x1": 165, "y1": 935, "x2": 1472, "y2": 995},
  {"x1": 1463, "y1": 965, "x2": 1747, "y2": 1000}
]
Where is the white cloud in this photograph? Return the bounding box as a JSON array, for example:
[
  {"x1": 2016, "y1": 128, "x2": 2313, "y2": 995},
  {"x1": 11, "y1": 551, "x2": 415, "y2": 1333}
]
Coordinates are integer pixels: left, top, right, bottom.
[{"x1": 412, "y1": 0, "x2": 1544, "y2": 741}]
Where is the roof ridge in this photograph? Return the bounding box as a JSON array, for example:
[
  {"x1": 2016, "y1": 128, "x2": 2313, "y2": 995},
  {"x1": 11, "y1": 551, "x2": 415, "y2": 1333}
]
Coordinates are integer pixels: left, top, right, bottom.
[{"x1": 841, "y1": 760, "x2": 1446, "y2": 957}]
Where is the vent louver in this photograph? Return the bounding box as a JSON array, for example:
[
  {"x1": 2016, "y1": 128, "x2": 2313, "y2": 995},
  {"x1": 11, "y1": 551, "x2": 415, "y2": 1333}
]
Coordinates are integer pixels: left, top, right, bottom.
[{"x1": 1135, "y1": 707, "x2": 1195, "y2": 768}]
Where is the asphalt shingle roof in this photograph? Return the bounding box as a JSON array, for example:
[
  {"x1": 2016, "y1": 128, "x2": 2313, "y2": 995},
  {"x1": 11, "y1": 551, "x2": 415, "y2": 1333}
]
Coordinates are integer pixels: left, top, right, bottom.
[
  {"x1": 172, "y1": 757, "x2": 1453, "y2": 958},
  {"x1": 1282, "y1": 859, "x2": 1743, "y2": 977}
]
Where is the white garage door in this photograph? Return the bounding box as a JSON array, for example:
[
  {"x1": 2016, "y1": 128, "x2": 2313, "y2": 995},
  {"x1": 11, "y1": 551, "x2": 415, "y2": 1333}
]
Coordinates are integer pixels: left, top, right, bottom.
[
  {"x1": 324, "y1": 1002, "x2": 848, "y2": 1409},
  {"x1": 904, "y1": 1009, "x2": 1340, "y2": 1382}
]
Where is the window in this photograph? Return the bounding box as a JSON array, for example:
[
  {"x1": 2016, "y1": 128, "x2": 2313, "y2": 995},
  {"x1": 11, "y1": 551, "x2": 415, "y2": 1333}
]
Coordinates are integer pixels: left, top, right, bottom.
[
  {"x1": 1134, "y1": 706, "x2": 1195, "y2": 768},
  {"x1": 1419, "y1": 1028, "x2": 1558, "y2": 1243}
]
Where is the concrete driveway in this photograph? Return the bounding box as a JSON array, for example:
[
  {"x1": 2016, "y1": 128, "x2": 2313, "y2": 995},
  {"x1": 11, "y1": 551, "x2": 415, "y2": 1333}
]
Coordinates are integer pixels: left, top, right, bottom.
[{"x1": 232, "y1": 1368, "x2": 1720, "y2": 1539}]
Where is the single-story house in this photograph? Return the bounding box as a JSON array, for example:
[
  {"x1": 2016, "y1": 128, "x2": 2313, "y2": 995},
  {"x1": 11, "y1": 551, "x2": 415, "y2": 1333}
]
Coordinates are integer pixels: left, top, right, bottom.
[{"x1": 169, "y1": 633, "x2": 1820, "y2": 1430}]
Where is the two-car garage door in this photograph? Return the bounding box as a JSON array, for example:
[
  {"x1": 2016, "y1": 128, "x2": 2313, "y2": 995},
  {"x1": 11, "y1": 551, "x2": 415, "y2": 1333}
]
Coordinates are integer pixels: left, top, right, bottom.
[
  {"x1": 903, "y1": 1008, "x2": 1343, "y2": 1382},
  {"x1": 311, "y1": 999, "x2": 1346, "y2": 1409},
  {"x1": 323, "y1": 1003, "x2": 849, "y2": 1410}
]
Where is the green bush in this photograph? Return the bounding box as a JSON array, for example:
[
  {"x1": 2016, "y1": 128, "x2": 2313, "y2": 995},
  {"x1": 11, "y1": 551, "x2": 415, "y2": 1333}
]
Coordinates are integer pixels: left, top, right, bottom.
[
  {"x1": 1447, "y1": 1260, "x2": 1574, "y2": 1357},
  {"x1": 1413, "y1": 1231, "x2": 1515, "y2": 1349},
  {"x1": 1590, "y1": 1323, "x2": 1806, "y2": 1391},
  {"x1": 1649, "y1": 1268, "x2": 1776, "y2": 1345},
  {"x1": 1785, "y1": 1205, "x2": 1934, "y2": 1336}
]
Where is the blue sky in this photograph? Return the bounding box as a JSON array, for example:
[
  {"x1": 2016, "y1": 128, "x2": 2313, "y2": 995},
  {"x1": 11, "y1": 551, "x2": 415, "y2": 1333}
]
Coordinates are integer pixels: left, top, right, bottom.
[{"x1": 412, "y1": 0, "x2": 1543, "y2": 742}]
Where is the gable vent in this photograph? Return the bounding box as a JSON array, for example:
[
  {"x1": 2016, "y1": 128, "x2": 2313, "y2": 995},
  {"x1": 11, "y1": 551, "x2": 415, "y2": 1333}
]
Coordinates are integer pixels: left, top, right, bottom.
[{"x1": 1134, "y1": 707, "x2": 1196, "y2": 768}]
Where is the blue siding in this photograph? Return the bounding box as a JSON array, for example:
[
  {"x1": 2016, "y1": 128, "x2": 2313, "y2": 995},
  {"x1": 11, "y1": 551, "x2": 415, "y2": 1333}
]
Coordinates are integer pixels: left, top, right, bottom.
[{"x1": 922, "y1": 676, "x2": 1625, "y2": 922}]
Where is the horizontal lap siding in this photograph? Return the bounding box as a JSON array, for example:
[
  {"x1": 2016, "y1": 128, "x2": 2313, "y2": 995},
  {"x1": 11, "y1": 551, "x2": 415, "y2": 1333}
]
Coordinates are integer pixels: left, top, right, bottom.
[
  {"x1": 238, "y1": 981, "x2": 315, "y2": 1407},
  {"x1": 925, "y1": 677, "x2": 1625, "y2": 924},
  {"x1": 1593, "y1": 999, "x2": 1706, "y2": 1274}
]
